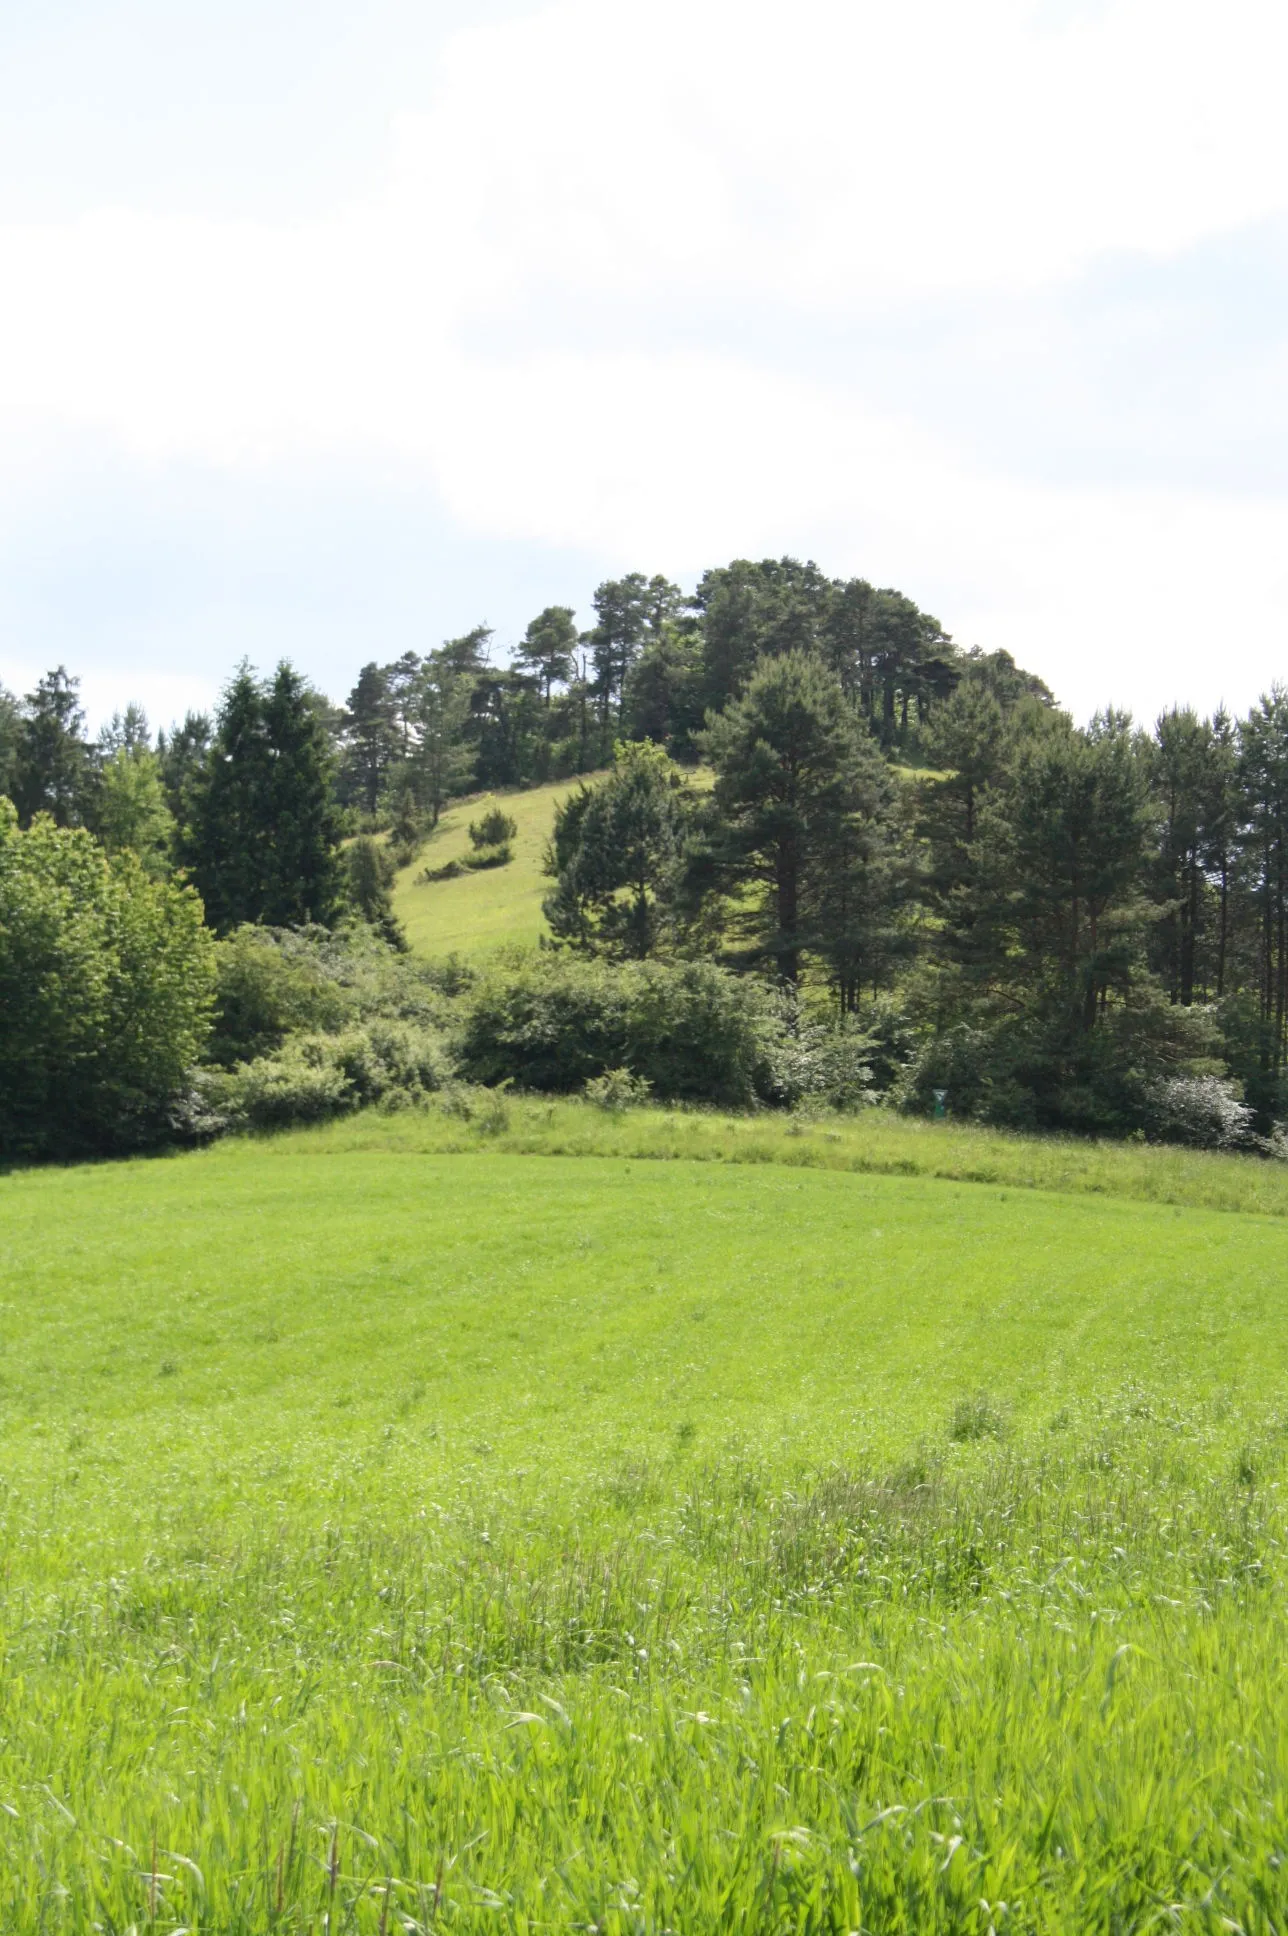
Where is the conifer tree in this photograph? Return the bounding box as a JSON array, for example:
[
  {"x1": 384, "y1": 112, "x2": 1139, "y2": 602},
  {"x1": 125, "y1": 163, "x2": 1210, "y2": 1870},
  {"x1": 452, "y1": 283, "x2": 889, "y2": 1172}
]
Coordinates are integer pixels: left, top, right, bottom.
[{"x1": 184, "y1": 663, "x2": 341, "y2": 931}]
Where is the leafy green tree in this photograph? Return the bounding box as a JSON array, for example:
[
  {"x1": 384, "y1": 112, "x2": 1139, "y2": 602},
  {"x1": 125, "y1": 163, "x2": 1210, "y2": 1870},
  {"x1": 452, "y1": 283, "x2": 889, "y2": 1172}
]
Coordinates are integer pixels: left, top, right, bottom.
[
  {"x1": 958, "y1": 646, "x2": 1057, "y2": 711},
  {"x1": 805, "y1": 767, "x2": 904, "y2": 1011},
  {"x1": 544, "y1": 741, "x2": 692, "y2": 959},
  {"x1": 918, "y1": 680, "x2": 1009, "y2": 947},
  {"x1": 1147, "y1": 708, "x2": 1235, "y2": 1007},
  {"x1": 95, "y1": 745, "x2": 176, "y2": 877},
  {"x1": 97, "y1": 702, "x2": 152, "y2": 757},
  {"x1": 0, "y1": 800, "x2": 215, "y2": 1156},
  {"x1": 701, "y1": 652, "x2": 889, "y2": 985},
  {"x1": 184, "y1": 663, "x2": 343, "y2": 931},
  {"x1": 13, "y1": 667, "x2": 93, "y2": 826},
  {"x1": 384, "y1": 650, "x2": 423, "y2": 759},
  {"x1": 262, "y1": 664, "x2": 344, "y2": 924}
]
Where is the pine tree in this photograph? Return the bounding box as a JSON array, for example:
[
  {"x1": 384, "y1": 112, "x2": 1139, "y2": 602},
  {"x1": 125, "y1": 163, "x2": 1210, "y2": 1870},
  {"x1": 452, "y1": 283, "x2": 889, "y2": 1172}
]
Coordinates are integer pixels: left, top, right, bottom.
[
  {"x1": 341, "y1": 662, "x2": 397, "y2": 815},
  {"x1": 515, "y1": 607, "x2": 578, "y2": 705},
  {"x1": 701, "y1": 652, "x2": 888, "y2": 986}
]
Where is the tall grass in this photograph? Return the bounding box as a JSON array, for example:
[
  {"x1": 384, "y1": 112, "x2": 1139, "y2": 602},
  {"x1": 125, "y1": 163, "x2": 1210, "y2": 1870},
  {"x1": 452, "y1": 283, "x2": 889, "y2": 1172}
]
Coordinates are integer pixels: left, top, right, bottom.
[
  {"x1": 300, "y1": 1088, "x2": 1288, "y2": 1219},
  {"x1": 3, "y1": 1412, "x2": 1287, "y2": 1930},
  {"x1": 6, "y1": 1121, "x2": 1288, "y2": 1927}
]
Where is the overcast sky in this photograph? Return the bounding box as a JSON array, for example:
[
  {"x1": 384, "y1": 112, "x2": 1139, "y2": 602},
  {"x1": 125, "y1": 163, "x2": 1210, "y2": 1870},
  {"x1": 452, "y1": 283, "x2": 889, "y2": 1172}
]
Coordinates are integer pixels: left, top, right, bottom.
[{"x1": 2, "y1": 0, "x2": 1287, "y2": 727}]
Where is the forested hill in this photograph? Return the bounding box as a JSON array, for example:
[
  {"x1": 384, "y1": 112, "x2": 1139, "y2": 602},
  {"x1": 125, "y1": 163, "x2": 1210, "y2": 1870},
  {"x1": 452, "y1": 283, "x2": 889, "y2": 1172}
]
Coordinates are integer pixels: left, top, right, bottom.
[{"x1": 4, "y1": 552, "x2": 1288, "y2": 1161}]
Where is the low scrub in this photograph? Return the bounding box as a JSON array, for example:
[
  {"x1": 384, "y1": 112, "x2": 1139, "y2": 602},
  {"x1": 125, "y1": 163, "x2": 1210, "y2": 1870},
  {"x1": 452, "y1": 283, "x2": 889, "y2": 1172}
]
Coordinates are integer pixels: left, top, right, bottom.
[
  {"x1": 456, "y1": 952, "x2": 782, "y2": 1105},
  {"x1": 461, "y1": 839, "x2": 513, "y2": 870},
  {"x1": 212, "y1": 1019, "x2": 451, "y2": 1130}
]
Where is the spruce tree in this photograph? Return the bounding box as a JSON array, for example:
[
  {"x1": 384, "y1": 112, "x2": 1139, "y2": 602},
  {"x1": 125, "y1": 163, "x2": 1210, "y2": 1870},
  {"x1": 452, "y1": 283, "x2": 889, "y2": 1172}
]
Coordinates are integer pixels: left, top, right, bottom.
[{"x1": 184, "y1": 663, "x2": 341, "y2": 931}]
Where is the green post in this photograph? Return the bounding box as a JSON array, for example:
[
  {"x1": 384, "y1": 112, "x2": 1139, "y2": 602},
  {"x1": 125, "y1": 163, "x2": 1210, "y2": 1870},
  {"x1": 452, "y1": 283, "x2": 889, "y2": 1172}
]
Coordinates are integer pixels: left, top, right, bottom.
[{"x1": 933, "y1": 1088, "x2": 947, "y2": 1121}]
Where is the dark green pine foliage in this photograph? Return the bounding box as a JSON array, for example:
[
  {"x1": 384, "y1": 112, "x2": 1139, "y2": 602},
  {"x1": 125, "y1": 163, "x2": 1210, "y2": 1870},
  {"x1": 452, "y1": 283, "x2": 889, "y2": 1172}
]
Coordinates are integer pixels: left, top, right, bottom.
[
  {"x1": 185, "y1": 663, "x2": 343, "y2": 933},
  {"x1": 516, "y1": 607, "x2": 578, "y2": 705},
  {"x1": 701, "y1": 651, "x2": 891, "y2": 987},
  {"x1": 695, "y1": 558, "x2": 835, "y2": 714},
  {"x1": 12, "y1": 667, "x2": 94, "y2": 826},
  {"x1": 589, "y1": 574, "x2": 683, "y2": 723},
  {"x1": 263, "y1": 664, "x2": 344, "y2": 925},
  {"x1": 1235, "y1": 688, "x2": 1288, "y2": 1109},
  {"x1": 343, "y1": 835, "x2": 406, "y2": 950},
  {"x1": 340, "y1": 662, "x2": 398, "y2": 814}
]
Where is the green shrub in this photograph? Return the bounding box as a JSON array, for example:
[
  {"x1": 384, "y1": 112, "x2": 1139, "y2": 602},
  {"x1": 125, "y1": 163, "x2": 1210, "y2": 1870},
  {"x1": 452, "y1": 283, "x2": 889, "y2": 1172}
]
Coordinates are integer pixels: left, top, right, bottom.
[
  {"x1": 0, "y1": 801, "x2": 216, "y2": 1158},
  {"x1": 461, "y1": 840, "x2": 512, "y2": 870},
  {"x1": 210, "y1": 925, "x2": 353, "y2": 1066},
  {"x1": 209, "y1": 923, "x2": 450, "y2": 1069},
  {"x1": 469, "y1": 806, "x2": 518, "y2": 849},
  {"x1": 457, "y1": 953, "x2": 779, "y2": 1105},
  {"x1": 584, "y1": 1067, "x2": 653, "y2": 1111},
  {"x1": 216, "y1": 1020, "x2": 451, "y2": 1130},
  {"x1": 768, "y1": 1012, "x2": 876, "y2": 1111}
]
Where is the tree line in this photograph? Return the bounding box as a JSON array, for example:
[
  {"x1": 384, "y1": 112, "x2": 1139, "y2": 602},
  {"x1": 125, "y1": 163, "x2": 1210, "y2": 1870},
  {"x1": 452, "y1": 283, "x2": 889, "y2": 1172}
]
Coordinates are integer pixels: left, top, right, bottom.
[{"x1": 4, "y1": 553, "x2": 1288, "y2": 1149}]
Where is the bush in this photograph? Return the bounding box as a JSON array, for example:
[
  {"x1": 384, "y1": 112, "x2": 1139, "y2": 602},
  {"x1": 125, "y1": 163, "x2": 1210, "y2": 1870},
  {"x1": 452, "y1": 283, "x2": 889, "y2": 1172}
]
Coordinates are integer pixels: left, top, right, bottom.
[
  {"x1": 766, "y1": 1012, "x2": 876, "y2": 1112},
  {"x1": 209, "y1": 922, "x2": 451, "y2": 1069},
  {"x1": 461, "y1": 841, "x2": 512, "y2": 871},
  {"x1": 209, "y1": 926, "x2": 354, "y2": 1067},
  {"x1": 469, "y1": 806, "x2": 518, "y2": 849},
  {"x1": 216, "y1": 1020, "x2": 451, "y2": 1130},
  {"x1": 456, "y1": 954, "x2": 781, "y2": 1105},
  {"x1": 1144, "y1": 1074, "x2": 1259, "y2": 1151},
  {"x1": 0, "y1": 802, "x2": 216, "y2": 1158},
  {"x1": 584, "y1": 1067, "x2": 653, "y2": 1111},
  {"x1": 902, "y1": 990, "x2": 1224, "y2": 1141}
]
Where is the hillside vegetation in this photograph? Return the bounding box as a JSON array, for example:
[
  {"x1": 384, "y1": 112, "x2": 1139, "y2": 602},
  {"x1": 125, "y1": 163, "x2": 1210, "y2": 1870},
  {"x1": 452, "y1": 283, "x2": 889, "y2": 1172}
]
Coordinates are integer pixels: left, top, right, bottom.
[
  {"x1": 4, "y1": 1113, "x2": 1288, "y2": 1929},
  {"x1": 392, "y1": 776, "x2": 602, "y2": 958}
]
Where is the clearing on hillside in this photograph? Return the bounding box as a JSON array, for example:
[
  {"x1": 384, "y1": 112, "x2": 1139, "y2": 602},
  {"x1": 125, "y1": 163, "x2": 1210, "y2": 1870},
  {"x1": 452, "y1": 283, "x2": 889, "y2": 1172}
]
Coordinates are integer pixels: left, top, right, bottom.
[
  {"x1": 392, "y1": 774, "x2": 601, "y2": 957},
  {"x1": 3, "y1": 1113, "x2": 1288, "y2": 1930}
]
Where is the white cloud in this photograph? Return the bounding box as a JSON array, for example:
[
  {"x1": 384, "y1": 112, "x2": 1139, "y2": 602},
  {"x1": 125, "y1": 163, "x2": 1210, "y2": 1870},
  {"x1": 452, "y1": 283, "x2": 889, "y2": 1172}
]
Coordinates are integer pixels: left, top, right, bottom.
[{"x1": 1, "y1": 0, "x2": 1287, "y2": 719}]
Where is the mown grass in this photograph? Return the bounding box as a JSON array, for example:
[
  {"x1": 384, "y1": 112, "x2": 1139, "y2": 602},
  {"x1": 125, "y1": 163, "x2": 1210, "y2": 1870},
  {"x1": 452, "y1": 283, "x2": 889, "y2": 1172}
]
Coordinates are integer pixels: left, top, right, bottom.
[
  {"x1": 392, "y1": 776, "x2": 602, "y2": 957},
  {"x1": 5, "y1": 1119, "x2": 1288, "y2": 1928}
]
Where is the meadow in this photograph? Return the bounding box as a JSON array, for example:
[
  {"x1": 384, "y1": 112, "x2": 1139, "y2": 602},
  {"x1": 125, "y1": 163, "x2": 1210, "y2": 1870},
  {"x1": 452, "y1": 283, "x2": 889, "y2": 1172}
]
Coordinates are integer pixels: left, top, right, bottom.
[{"x1": 4, "y1": 1104, "x2": 1288, "y2": 1930}]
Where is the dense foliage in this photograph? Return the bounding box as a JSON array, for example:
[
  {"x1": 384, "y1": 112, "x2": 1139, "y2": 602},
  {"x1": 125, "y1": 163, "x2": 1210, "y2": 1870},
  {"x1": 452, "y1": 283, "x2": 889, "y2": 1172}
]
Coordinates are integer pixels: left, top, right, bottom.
[
  {"x1": 0, "y1": 800, "x2": 215, "y2": 1157},
  {"x1": 5, "y1": 549, "x2": 1288, "y2": 1150}
]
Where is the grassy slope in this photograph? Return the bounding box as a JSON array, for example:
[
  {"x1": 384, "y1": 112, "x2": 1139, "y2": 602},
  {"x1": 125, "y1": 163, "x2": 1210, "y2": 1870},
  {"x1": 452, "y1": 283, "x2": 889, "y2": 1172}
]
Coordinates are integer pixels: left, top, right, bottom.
[
  {"x1": 5, "y1": 1113, "x2": 1288, "y2": 1927},
  {"x1": 392, "y1": 775, "x2": 602, "y2": 957}
]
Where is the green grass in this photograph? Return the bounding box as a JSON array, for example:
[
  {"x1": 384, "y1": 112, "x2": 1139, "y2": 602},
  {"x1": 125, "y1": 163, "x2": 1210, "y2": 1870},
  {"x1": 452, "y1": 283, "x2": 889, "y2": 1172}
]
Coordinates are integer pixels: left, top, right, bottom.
[
  {"x1": 5, "y1": 1109, "x2": 1288, "y2": 1929},
  {"x1": 393, "y1": 776, "x2": 601, "y2": 958}
]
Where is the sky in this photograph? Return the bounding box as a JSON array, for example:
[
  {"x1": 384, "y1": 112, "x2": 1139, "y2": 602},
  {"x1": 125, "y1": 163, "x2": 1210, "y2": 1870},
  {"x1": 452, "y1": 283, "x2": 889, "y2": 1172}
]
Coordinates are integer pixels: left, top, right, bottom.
[{"x1": 1, "y1": 0, "x2": 1287, "y2": 729}]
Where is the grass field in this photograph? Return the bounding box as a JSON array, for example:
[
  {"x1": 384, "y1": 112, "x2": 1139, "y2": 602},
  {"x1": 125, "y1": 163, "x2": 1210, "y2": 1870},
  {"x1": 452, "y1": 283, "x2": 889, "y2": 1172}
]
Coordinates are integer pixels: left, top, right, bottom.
[
  {"x1": 392, "y1": 777, "x2": 602, "y2": 958},
  {"x1": 5, "y1": 1106, "x2": 1288, "y2": 1930}
]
